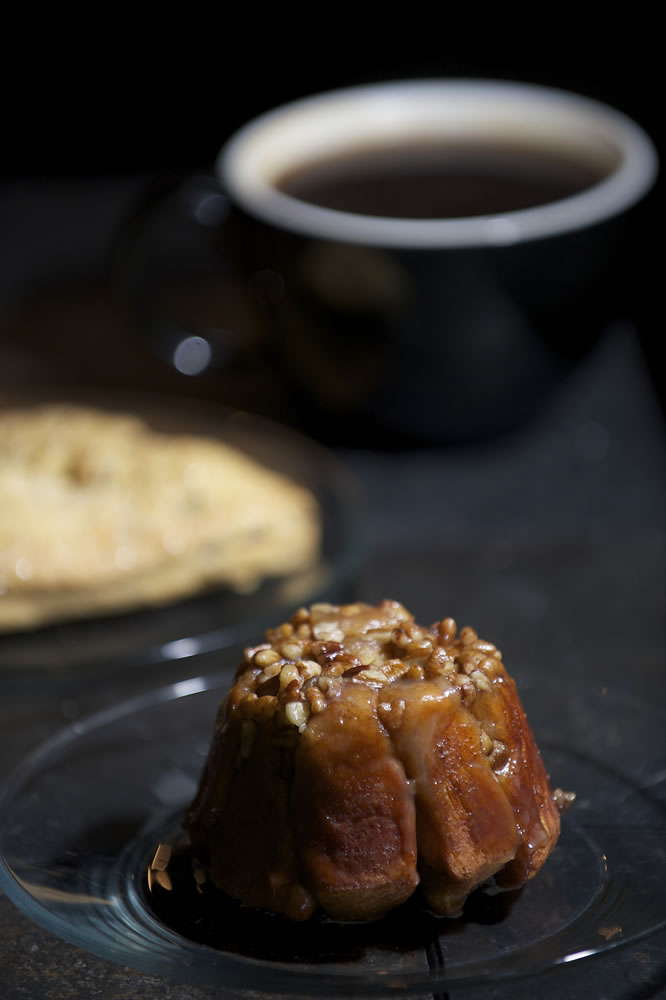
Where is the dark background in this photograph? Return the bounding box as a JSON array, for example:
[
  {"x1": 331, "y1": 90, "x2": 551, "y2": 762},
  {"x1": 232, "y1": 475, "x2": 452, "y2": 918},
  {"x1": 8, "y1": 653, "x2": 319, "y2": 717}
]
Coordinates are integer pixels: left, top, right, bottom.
[{"x1": 2, "y1": 20, "x2": 658, "y2": 179}]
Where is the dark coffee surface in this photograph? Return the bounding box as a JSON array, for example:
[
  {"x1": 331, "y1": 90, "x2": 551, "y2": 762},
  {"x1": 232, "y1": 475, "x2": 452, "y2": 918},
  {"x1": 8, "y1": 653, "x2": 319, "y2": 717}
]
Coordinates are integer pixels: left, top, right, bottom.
[{"x1": 277, "y1": 140, "x2": 608, "y2": 218}]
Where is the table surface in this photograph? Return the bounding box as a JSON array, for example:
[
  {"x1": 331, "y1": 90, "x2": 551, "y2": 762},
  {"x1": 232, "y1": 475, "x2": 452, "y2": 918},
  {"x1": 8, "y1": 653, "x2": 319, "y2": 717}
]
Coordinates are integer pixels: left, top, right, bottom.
[{"x1": 1, "y1": 176, "x2": 665, "y2": 999}]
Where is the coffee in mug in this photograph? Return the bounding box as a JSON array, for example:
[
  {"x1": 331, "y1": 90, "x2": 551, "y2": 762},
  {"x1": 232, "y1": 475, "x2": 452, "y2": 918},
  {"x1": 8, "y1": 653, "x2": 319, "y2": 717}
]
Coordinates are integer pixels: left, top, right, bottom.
[{"x1": 275, "y1": 139, "x2": 610, "y2": 219}]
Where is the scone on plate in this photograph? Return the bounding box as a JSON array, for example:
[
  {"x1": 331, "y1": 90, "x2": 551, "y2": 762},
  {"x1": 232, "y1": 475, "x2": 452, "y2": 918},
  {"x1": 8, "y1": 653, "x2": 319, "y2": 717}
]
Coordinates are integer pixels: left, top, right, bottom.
[
  {"x1": 0, "y1": 404, "x2": 320, "y2": 630},
  {"x1": 184, "y1": 601, "x2": 571, "y2": 922}
]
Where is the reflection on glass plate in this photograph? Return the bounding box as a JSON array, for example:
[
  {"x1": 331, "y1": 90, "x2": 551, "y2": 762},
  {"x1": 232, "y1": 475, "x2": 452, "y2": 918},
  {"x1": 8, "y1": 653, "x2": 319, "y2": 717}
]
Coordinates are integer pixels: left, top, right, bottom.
[
  {"x1": 0, "y1": 389, "x2": 363, "y2": 671},
  {"x1": 1, "y1": 674, "x2": 664, "y2": 996}
]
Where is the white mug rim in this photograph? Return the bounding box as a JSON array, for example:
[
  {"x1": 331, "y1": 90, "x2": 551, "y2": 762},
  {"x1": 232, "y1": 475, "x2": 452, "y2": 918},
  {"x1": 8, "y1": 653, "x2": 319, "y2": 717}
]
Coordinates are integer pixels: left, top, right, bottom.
[{"x1": 219, "y1": 79, "x2": 658, "y2": 249}]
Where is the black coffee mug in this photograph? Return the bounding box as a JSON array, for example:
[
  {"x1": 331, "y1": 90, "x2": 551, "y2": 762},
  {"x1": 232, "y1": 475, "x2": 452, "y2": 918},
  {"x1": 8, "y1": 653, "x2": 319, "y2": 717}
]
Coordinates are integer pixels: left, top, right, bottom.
[{"x1": 124, "y1": 80, "x2": 659, "y2": 445}]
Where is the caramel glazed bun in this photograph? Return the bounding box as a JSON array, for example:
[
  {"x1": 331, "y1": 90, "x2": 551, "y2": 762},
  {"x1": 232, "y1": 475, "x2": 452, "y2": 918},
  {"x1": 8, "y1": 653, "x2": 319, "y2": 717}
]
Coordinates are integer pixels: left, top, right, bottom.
[{"x1": 184, "y1": 601, "x2": 574, "y2": 922}]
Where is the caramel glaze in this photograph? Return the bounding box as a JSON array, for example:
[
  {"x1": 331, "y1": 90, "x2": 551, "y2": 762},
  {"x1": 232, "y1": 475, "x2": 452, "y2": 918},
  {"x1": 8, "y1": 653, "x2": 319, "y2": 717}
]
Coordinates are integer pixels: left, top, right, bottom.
[{"x1": 184, "y1": 601, "x2": 565, "y2": 922}]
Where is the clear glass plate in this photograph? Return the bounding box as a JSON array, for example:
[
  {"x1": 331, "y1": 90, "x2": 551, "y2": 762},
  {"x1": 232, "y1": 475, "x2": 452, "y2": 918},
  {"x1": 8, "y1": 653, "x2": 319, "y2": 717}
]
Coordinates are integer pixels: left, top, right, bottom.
[
  {"x1": 0, "y1": 388, "x2": 363, "y2": 671},
  {"x1": 1, "y1": 673, "x2": 665, "y2": 997}
]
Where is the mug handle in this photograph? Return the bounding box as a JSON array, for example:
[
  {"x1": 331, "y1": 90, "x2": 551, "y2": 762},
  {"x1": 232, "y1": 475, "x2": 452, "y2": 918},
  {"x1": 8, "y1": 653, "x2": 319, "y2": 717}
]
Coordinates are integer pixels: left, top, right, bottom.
[{"x1": 110, "y1": 171, "x2": 265, "y2": 376}]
